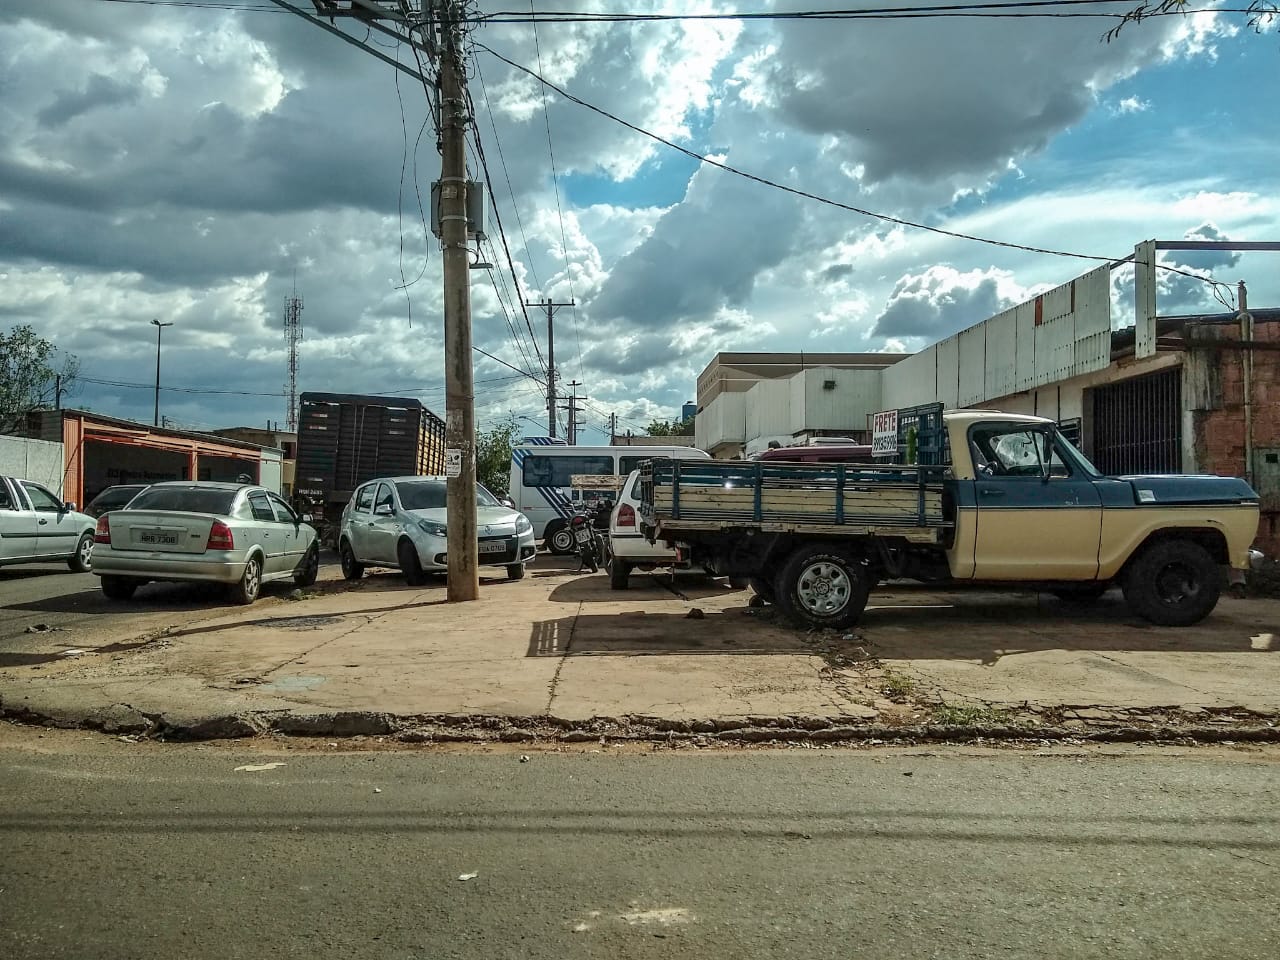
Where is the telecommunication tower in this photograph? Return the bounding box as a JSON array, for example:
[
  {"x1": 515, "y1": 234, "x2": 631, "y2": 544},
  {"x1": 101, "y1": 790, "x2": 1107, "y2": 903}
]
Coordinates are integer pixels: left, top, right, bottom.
[{"x1": 283, "y1": 281, "x2": 304, "y2": 432}]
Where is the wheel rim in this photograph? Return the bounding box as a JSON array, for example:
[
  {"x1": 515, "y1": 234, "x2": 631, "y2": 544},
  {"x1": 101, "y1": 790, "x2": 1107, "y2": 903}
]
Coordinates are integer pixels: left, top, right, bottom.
[
  {"x1": 79, "y1": 537, "x2": 93, "y2": 569},
  {"x1": 551, "y1": 528, "x2": 573, "y2": 552},
  {"x1": 245, "y1": 559, "x2": 260, "y2": 598},
  {"x1": 795, "y1": 560, "x2": 852, "y2": 616},
  {"x1": 1155, "y1": 561, "x2": 1200, "y2": 605}
]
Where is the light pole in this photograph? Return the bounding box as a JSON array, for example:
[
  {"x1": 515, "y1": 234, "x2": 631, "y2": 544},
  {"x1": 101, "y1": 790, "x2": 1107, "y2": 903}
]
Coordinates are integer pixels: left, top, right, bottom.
[{"x1": 150, "y1": 319, "x2": 173, "y2": 427}]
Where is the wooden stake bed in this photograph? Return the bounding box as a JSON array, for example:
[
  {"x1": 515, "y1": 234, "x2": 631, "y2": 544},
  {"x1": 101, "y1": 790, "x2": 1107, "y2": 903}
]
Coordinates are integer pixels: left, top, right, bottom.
[{"x1": 640, "y1": 458, "x2": 952, "y2": 541}]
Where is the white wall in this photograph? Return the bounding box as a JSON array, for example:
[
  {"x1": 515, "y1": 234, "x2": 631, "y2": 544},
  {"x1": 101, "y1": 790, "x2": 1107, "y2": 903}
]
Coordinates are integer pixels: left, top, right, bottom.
[
  {"x1": 695, "y1": 392, "x2": 746, "y2": 453},
  {"x1": 789, "y1": 368, "x2": 883, "y2": 434},
  {"x1": 259, "y1": 448, "x2": 284, "y2": 494},
  {"x1": 0, "y1": 436, "x2": 65, "y2": 494},
  {"x1": 745, "y1": 379, "x2": 792, "y2": 439}
]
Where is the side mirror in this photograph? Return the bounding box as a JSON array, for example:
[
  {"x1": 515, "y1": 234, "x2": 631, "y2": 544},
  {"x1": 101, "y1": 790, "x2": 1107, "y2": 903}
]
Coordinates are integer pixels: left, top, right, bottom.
[
  {"x1": 374, "y1": 503, "x2": 394, "y2": 517},
  {"x1": 62, "y1": 501, "x2": 77, "y2": 513}
]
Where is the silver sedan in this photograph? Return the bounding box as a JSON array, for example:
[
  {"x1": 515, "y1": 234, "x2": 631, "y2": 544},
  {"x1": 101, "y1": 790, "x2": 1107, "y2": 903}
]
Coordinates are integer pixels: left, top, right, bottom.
[
  {"x1": 91, "y1": 482, "x2": 320, "y2": 604},
  {"x1": 338, "y1": 476, "x2": 536, "y2": 584}
]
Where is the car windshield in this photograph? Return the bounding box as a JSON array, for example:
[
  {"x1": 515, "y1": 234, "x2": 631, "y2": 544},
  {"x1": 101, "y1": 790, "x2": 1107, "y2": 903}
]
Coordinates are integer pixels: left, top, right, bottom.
[
  {"x1": 127, "y1": 487, "x2": 238, "y2": 515},
  {"x1": 395, "y1": 481, "x2": 499, "y2": 510}
]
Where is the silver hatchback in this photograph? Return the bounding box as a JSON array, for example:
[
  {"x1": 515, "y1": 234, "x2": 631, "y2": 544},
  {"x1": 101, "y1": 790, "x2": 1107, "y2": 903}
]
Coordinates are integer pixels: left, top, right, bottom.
[{"x1": 91, "y1": 482, "x2": 320, "y2": 604}]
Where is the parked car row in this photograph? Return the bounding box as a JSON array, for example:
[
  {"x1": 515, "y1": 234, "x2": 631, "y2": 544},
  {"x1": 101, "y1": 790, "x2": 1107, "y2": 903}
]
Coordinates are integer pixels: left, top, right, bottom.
[{"x1": 1, "y1": 473, "x2": 540, "y2": 605}]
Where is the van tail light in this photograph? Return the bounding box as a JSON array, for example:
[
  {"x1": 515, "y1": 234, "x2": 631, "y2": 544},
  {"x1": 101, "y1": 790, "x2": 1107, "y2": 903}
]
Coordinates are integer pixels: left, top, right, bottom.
[
  {"x1": 94, "y1": 516, "x2": 111, "y2": 545},
  {"x1": 617, "y1": 503, "x2": 636, "y2": 528},
  {"x1": 206, "y1": 521, "x2": 235, "y2": 551}
]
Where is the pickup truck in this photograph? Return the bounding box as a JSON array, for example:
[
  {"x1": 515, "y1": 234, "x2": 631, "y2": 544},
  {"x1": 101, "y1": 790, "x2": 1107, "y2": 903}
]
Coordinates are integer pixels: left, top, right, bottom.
[
  {"x1": 0, "y1": 475, "x2": 97, "y2": 573},
  {"x1": 640, "y1": 411, "x2": 1259, "y2": 629}
]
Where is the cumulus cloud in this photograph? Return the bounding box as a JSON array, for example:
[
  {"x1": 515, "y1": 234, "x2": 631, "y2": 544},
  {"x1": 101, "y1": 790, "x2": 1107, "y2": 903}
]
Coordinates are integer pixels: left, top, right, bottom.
[
  {"x1": 872, "y1": 266, "x2": 1035, "y2": 339},
  {"x1": 1167, "y1": 222, "x2": 1242, "y2": 272}
]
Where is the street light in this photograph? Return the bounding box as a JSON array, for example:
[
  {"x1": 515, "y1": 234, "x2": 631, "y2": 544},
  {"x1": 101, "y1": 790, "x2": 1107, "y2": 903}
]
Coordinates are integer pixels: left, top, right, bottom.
[{"x1": 150, "y1": 318, "x2": 173, "y2": 427}]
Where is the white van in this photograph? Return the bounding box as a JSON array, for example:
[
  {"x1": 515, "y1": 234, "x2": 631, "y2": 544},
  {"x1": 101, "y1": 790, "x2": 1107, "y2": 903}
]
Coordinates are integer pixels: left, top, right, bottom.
[{"x1": 509, "y1": 443, "x2": 710, "y2": 554}]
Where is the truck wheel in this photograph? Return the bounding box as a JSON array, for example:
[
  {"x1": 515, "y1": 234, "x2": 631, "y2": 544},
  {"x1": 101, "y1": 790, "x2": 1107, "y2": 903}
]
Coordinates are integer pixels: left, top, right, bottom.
[
  {"x1": 398, "y1": 538, "x2": 427, "y2": 586},
  {"x1": 1122, "y1": 540, "x2": 1222, "y2": 627},
  {"x1": 775, "y1": 546, "x2": 871, "y2": 629},
  {"x1": 340, "y1": 540, "x2": 364, "y2": 580},
  {"x1": 749, "y1": 576, "x2": 776, "y2": 605},
  {"x1": 609, "y1": 557, "x2": 631, "y2": 590},
  {"x1": 547, "y1": 522, "x2": 575, "y2": 555}
]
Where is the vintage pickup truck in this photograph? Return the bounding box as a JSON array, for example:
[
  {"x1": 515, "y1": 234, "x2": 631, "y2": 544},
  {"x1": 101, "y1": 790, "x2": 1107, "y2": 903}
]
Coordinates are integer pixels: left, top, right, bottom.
[{"x1": 640, "y1": 411, "x2": 1259, "y2": 629}]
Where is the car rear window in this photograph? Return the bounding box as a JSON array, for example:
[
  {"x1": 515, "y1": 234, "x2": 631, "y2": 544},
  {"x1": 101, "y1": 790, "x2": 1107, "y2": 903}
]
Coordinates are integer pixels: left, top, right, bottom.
[{"x1": 127, "y1": 488, "x2": 238, "y2": 515}]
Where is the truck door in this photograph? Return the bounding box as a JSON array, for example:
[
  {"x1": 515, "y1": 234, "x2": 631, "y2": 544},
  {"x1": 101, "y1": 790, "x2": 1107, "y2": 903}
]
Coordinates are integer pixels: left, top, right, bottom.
[
  {"x1": 969, "y1": 424, "x2": 1102, "y2": 581},
  {"x1": 0, "y1": 479, "x2": 39, "y2": 563}
]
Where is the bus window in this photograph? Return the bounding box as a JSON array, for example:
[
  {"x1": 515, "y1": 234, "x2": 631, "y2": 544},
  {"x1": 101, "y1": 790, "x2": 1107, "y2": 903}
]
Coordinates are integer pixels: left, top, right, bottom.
[{"x1": 522, "y1": 454, "x2": 615, "y2": 488}]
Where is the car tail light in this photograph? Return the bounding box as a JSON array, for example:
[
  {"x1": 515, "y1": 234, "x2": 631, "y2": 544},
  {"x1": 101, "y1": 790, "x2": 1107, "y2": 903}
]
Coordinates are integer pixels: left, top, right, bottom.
[
  {"x1": 94, "y1": 516, "x2": 111, "y2": 545},
  {"x1": 206, "y1": 521, "x2": 235, "y2": 551},
  {"x1": 617, "y1": 503, "x2": 636, "y2": 528}
]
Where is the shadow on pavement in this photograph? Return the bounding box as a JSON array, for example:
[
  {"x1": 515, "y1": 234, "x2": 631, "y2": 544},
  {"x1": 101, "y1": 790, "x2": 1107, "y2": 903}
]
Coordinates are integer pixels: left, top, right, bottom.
[
  {"x1": 527, "y1": 608, "x2": 804, "y2": 657},
  {"x1": 547, "y1": 572, "x2": 745, "y2": 604}
]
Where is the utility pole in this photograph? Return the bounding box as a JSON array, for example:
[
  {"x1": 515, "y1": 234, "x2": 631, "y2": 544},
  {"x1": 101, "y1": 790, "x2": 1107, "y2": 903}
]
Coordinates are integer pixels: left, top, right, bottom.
[
  {"x1": 560, "y1": 380, "x2": 588, "y2": 445},
  {"x1": 609, "y1": 412, "x2": 617, "y2": 446},
  {"x1": 283, "y1": 274, "x2": 304, "y2": 433},
  {"x1": 439, "y1": 0, "x2": 478, "y2": 602},
  {"x1": 525, "y1": 297, "x2": 574, "y2": 439},
  {"x1": 150, "y1": 318, "x2": 173, "y2": 428}
]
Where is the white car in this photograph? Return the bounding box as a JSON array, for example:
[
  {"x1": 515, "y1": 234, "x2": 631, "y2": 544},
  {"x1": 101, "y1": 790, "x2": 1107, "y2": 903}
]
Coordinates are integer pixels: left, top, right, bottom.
[
  {"x1": 0, "y1": 476, "x2": 96, "y2": 573},
  {"x1": 338, "y1": 476, "x2": 536, "y2": 585},
  {"x1": 91, "y1": 482, "x2": 320, "y2": 604},
  {"x1": 607, "y1": 469, "x2": 744, "y2": 590}
]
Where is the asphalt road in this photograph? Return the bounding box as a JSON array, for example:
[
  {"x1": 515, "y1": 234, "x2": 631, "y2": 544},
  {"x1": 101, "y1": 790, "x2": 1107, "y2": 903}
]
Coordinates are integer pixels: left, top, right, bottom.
[
  {"x1": 2, "y1": 730, "x2": 1277, "y2": 959},
  {"x1": 0, "y1": 554, "x2": 350, "y2": 668}
]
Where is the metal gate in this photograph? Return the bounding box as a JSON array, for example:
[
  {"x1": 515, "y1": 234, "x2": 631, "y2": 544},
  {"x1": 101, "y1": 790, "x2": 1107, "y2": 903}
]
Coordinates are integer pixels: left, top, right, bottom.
[{"x1": 1090, "y1": 368, "x2": 1181, "y2": 475}]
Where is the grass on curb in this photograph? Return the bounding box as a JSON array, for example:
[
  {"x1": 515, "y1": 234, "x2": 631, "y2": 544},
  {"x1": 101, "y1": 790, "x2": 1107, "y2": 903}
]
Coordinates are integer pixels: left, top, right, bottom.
[
  {"x1": 930, "y1": 703, "x2": 1017, "y2": 726},
  {"x1": 880, "y1": 669, "x2": 916, "y2": 700}
]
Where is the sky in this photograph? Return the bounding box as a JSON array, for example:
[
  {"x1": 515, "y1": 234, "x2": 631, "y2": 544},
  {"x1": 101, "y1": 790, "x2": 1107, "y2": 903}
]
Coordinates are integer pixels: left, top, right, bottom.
[{"x1": 1, "y1": 1, "x2": 1277, "y2": 444}]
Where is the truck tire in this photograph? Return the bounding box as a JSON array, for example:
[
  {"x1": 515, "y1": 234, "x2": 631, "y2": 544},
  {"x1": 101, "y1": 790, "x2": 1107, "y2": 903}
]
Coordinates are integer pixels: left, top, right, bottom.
[
  {"x1": 1122, "y1": 539, "x2": 1222, "y2": 627},
  {"x1": 775, "y1": 546, "x2": 871, "y2": 630},
  {"x1": 546, "y1": 521, "x2": 575, "y2": 556},
  {"x1": 340, "y1": 540, "x2": 364, "y2": 580}
]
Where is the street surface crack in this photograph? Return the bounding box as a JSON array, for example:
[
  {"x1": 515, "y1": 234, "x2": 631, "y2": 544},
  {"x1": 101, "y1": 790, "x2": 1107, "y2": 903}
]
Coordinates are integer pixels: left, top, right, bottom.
[{"x1": 544, "y1": 601, "x2": 581, "y2": 713}]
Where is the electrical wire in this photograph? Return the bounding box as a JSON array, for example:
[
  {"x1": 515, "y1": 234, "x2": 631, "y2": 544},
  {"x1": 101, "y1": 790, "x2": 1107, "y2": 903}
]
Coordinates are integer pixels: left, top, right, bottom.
[{"x1": 526, "y1": 1, "x2": 585, "y2": 381}]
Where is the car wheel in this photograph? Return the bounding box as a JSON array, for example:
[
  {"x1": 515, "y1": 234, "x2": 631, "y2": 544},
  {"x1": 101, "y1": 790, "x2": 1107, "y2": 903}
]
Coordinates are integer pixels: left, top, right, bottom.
[
  {"x1": 506, "y1": 563, "x2": 526, "y2": 581},
  {"x1": 609, "y1": 557, "x2": 631, "y2": 590},
  {"x1": 293, "y1": 544, "x2": 319, "y2": 587},
  {"x1": 68, "y1": 531, "x2": 94, "y2": 573},
  {"x1": 774, "y1": 545, "x2": 871, "y2": 630},
  {"x1": 340, "y1": 540, "x2": 364, "y2": 580},
  {"x1": 100, "y1": 576, "x2": 138, "y2": 601},
  {"x1": 398, "y1": 538, "x2": 427, "y2": 586},
  {"x1": 229, "y1": 554, "x2": 262, "y2": 605},
  {"x1": 1122, "y1": 539, "x2": 1222, "y2": 627},
  {"x1": 728, "y1": 576, "x2": 749, "y2": 590}
]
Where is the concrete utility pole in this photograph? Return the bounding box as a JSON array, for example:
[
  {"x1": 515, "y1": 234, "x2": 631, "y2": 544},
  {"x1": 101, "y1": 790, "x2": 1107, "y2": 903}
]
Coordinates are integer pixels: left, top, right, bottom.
[
  {"x1": 439, "y1": 2, "x2": 478, "y2": 602},
  {"x1": 150, "y1": 318, "x2": 173, "y2": 428},
  {"x1": 525, "y1": 298, "x2": 574, "y2": 439}
]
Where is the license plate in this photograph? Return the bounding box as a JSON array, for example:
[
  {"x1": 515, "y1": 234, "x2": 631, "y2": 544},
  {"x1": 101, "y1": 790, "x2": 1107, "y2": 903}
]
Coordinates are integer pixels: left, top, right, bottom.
[
  {"x1": 140, "y1": 531, "x2": 178, "y2": 546},
  {"x1": 575, "y1": 529, "x2": 592, "y2": 544},
  {"x1": 479, "y1": 540, "x2": 507, "y2": 555}
]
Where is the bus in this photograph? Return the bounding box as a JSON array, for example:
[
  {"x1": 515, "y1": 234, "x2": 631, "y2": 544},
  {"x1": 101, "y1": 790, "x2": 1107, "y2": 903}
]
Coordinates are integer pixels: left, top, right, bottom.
[{"x1": 509, "y1": 442, "x2": 710, "y2": 554}]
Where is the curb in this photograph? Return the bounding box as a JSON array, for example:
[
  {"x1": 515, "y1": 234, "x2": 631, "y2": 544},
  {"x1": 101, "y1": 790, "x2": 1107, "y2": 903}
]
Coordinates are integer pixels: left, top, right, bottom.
[{"x1": 3, "y1": 696, "x2": 1278, "y2": 746}]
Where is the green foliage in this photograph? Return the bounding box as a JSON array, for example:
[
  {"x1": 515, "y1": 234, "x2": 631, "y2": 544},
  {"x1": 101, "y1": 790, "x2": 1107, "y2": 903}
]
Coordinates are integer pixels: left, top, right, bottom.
[
  {"x1": 0, "y1": 325, "x2": 80, "y2": 433},
  {"x1": 476, "y1": 415, "x2": 521, "y2": 495},
  {"x1": 644, "y1": 416, "x2": 695, "y2": 437}
]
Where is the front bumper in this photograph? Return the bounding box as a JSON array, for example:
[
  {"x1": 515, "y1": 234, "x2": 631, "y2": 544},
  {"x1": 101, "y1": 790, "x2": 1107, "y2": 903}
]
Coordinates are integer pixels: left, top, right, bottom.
[
  {"x1": 413, "y1": 530, "x2": 538, "y2": 570},
  {"x1": 92, "y1": 548, "x2": 247, "y2": 584}
]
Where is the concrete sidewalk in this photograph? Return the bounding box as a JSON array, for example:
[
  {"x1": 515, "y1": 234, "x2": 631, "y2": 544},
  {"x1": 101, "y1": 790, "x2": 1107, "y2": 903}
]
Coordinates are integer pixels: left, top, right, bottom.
[{"x1": 1, "y1": 556, "x2": 1278, "y2": 739}]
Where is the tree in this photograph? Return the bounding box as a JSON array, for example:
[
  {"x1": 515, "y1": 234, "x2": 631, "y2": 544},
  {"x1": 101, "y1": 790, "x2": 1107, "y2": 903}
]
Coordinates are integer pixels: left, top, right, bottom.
[
  {"x1": 1104, "y1": 1, "x2": 1277, "y2": 43},
  {"x1": 644, "y1": 416, "x2": 695, "y2": 437},
  {"x1": 476, "y1": 414, "x2": 521, "y2": 495},
  {"x1": 0, "y1": 325, "x2": 80, "y2": 434}
]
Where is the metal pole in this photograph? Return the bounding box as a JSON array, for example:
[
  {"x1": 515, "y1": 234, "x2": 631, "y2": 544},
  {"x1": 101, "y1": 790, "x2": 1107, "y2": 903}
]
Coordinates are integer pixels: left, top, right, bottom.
[
  {"x1": 150, "y1": 319, "x2": 172, "y2": 427},
  {"x1": 440, "y1": 5, "x2": 478, "y2": 602}
]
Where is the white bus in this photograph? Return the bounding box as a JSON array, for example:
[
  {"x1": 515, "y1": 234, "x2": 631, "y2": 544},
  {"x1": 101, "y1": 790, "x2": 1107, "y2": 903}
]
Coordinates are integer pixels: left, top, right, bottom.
[{"x1": 509, "y1": 442, "x2": 710, "y2": 554}]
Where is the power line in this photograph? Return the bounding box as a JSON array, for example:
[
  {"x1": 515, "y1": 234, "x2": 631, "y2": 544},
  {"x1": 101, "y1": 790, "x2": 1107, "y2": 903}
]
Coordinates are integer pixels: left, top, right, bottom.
[{"x1": 526, "y1": 1, "x2": 585, "y2": 379}]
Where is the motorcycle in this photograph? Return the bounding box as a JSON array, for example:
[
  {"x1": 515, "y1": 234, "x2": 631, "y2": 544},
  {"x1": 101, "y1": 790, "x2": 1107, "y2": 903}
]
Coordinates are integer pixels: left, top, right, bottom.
[{"x1": 570, "y1": 498, "x2": 613, "y2": 573}]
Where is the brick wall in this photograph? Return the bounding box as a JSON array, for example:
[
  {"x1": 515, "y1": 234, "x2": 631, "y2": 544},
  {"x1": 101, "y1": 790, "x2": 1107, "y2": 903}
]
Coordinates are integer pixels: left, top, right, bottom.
[{"x1": 1188, "y1": 318, "x2": 1280, "y2": 555}]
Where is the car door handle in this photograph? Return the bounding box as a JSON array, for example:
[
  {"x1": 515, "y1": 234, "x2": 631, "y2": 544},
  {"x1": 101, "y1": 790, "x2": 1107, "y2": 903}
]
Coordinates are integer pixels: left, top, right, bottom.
[
  {"x1": 979, "y1": 487, "x2": 1005, "y2": 497},
  {"x1": 38, "y1": 518, "x2": 49, "y2": 525}
]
